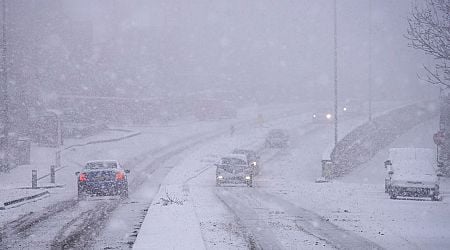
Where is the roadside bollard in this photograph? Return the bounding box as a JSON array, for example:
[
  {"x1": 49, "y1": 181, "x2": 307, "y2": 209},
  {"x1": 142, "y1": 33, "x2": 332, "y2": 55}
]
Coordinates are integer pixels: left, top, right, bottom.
[
  {"x1": 32, "y1": 170, "x2": 38, "y2": 189},
  {"x1": 50, "y1": 165, "x2": 56, "y2": 184},
  {"x1": 321, "y1": 160, "x2": 333, "y2": 180}
]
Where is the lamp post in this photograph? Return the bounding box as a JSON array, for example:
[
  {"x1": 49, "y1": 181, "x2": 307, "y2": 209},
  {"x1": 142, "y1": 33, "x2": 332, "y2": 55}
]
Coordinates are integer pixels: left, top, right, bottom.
[
  {"x1": 0, "y1": 0, "x2": 9, "y2": 172},
  {"x1": 333, "y1": 0, "x2": 338, "y2": 147},
  {"x1": 368, "y1": 0, "x2": 373, "y2": 122}
]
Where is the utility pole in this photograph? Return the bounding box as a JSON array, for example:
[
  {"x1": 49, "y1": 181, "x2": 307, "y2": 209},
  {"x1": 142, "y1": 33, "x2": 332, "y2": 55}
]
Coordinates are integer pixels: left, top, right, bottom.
[
  {"x1": 334, "y1": 0, "x2": 338, "y2": 147},
  {"x1": 0, "y1": 0, "x2": 9, "y2": 172},
  {"x1": 368, "y1": 0, "x2": 373, "y2": 122}
]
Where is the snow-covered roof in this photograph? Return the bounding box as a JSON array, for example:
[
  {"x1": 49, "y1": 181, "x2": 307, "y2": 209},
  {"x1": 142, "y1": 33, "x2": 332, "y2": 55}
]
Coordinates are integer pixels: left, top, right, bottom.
[
  {"x1": 388, "y1": 148, "x2": 435, "y2": 164},
  {"x1": 85, "y1": 159, "x2": 119, "y2": 164}
]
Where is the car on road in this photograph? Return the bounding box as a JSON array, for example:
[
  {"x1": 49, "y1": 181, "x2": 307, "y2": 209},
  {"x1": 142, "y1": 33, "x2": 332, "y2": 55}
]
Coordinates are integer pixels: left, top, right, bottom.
[
  {"x1": 265, "y1": 129, "x2": 289, "y2": 148},
  {"x1": 232, "y1": 148, "x2": 261, "y2": 175},
  {"x1": 312, "y1": 110, "x2": 334, "y2": 123},
  {"x1": 340, "y1": 99, "x2": 365, "y2": 117},
  {"x1": 384, "y1": 148, "x2": 441, "y2": 201},
  {"x1": 76, "y1": 160, "x2": 130, "y2": 199},
  {"x1": 312, "y1": 100, "x2": 364, "y2": 123},
  {"x1": 216, "y1": 154, "x2": 253, "y2": 187}
]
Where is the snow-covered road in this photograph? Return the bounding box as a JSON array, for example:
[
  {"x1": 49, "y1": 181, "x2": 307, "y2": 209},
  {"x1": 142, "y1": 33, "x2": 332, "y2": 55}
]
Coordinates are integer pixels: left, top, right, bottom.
[
  {"x1": 1, "y1": 101, "x2": 443, "y2": 249},
  {"x1": 133, "y1": 108, "x2": 383, "y2": 249},
  {"x1": 134, "y1": 102, "x2": 447, "y2": 250},
  {"x1": 0, "y1": 118, "x2": 248, "y2": 249},
  {"x1": 0, "y1": 102, "x2": 323, "y2": 249}
]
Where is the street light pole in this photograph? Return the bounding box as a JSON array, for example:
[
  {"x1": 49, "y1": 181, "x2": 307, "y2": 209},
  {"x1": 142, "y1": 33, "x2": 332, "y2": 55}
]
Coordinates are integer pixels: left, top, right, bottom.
[
  {"x1": 334, "y1": 0, "x2": 338, "y2": 147},
  {"x1": 368, "y1": 0, "x2": 373, "y2": 122},
  {"x1": 0, "y1": 0, "x2": 9, "y2": 172}
]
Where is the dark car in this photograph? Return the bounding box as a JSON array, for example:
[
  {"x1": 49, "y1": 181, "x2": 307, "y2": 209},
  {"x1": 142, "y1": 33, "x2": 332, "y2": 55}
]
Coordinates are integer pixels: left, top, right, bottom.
[
  {"x1": 265, "y1": 129, "x2": 289, "y2": 148},
  {"x1": 232, "y1": 149, "x2": 260, "y2": 175},
  {"x1": 76, "y1": 160, "x2": 130, "y2": 199},
  {"x1": 216, "y1": 154, "x2": 253, "y2": 187}
]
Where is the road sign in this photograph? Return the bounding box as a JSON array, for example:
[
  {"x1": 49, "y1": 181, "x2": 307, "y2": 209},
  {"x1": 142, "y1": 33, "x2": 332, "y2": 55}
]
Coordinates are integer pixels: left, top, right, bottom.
[{"x1": 434, "y1": 131, "x2": 445, "y2": 145}]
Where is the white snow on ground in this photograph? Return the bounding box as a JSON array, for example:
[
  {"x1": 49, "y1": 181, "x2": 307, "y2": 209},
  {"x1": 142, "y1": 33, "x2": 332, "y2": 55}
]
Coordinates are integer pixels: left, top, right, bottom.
[
  {"x1": 95, "y1": 102, "x2": 328, "y2": 249},
  {"x1": 133, "y1": 109, "x2": 322, "y2": 249},
  {"x1": 133, "y1": 185, "x2": 206, "y2": 250},
  {"x1": 134, "y1": 101, "x2": 446, "y2": 250},
  {"x1": 2, "y1": 101, "x2": 437, "y2": 249},
  {"x1": 266, "y1": 118, "x2": 450, "y2": 249},
  {"x1": 133, "y1": 103, "x2": 384, "y2": 249},
  {"x1": 0, "y1": 118, "x2": 243, "y2": 225}
]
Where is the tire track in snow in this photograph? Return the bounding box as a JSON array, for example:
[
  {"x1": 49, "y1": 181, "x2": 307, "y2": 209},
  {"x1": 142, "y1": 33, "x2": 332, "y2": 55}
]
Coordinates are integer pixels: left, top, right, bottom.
[
  {"x1": 245, "y1": 115, "x2": 384, "y2": 249},
  {"x1": 179, "y1": 114, "x2": 320, "y2": 249},
  {"x1": 0, "y1": 126, "x2": 232, "y2": 249},
  {"x1": 180, "y1": 116, "x2": 323, "y2": 249},
  {"x1": 250, "y1": 189, "x2": 383, "y2": 250},
  {"x1": 211, "y1": 115, "x2": 381, "y2": 249},
  {"x1": 215, "y1": 188, "x2": 285, "y2": 250},
  {"x1": 50, "y1": 128, "x2": 236, "y2": 249},
  {"x1": 60, "y1": 111, "x2": 289, "y2": 249}
]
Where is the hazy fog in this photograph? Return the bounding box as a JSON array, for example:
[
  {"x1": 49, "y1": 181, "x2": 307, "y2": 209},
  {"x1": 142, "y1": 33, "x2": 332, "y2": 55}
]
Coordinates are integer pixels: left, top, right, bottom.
[{"x1": 3, "y1": 0, "x2": 437, "y2": 106}]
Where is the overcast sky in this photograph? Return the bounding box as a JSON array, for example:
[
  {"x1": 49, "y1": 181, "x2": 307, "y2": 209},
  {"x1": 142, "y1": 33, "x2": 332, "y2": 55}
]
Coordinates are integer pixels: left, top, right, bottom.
[{"x1": 4, "y1": 0, "x2": 437, "y2": 104}]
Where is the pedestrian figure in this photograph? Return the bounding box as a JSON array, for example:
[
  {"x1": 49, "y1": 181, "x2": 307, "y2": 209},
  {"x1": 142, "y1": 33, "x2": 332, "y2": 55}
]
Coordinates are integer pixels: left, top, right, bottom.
[{"x1": 230, "y1": 125, "x2": 235, "y2": 137}]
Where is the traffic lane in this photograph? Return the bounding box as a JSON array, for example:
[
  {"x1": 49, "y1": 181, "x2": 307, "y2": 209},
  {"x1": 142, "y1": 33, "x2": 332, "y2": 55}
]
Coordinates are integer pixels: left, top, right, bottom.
[
  {"x1": 0, "y1": 121, "x2": 238, "y2": 249},
  {"x1": 143, "y1": 109, "x2": 322, "y2": 249},
  {"x1": 212, "y1": 123, "x2": 382, "y2": 250},
  {"x1": 130, "y1": 107, "x2": 373, "y2": 249},
  {"x1": 187, "y1": 122, "x2": 336, "y2": 249},
  {"x1": 257, "y1": 123, "x2": 334, "y2": 188},
  {"x1": 95, "y1": 104, "x2": 325, "y2": 249}
]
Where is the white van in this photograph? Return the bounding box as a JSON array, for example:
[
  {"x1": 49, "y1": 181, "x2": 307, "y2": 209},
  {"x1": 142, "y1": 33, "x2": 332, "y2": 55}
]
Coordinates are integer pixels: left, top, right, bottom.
[{"x1": 384, "y1": 148, "x2": 441, "y2": 201}]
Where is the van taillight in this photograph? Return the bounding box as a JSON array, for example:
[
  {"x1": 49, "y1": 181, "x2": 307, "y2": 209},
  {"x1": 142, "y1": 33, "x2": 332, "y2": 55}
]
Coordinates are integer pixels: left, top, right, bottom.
[
  {"x1": 116, "y1": 171, "x2": 125, "y2": 180},
  {"x1": 79, "y1": 173, "x2": 87, "y2": 182}
]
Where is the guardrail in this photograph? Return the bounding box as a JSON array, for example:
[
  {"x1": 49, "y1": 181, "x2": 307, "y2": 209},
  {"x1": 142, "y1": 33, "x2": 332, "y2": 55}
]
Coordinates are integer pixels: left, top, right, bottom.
[
  {"x1": 322, "y1": 101, "x2": 438, "y2": 179},
  {"x1": 0, "y1": 191, "x2": 50, "y2": 210}
]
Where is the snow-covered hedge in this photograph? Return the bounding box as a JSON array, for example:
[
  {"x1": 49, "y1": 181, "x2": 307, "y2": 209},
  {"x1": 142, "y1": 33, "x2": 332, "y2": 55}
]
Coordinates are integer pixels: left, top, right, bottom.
[
  {"x1": 328, "y1": 102, "x2": 437, "y2": 178},
  {"x1": 62, "y1": 123, "x2": 107, "y2": 139}
]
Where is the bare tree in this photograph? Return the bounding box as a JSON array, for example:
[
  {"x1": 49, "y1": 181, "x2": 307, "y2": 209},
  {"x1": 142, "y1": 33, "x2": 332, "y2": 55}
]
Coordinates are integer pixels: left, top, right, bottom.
[{"x1": 406, "y1": 0, "x2": 450, "y2": 88}]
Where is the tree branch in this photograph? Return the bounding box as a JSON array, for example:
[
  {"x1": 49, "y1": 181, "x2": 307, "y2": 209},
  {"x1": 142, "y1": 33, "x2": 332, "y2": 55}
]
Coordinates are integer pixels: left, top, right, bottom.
[{"x1": 406, "y1": 0, "x2": 450, "y2": 89}]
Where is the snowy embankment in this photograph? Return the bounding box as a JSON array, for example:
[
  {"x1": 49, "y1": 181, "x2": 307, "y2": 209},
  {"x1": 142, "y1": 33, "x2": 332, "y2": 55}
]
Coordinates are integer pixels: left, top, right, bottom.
[
  {"x1": 271, "y1": 118, "x2": 450, "y2": 250},
  {"x1": 328, "y1": 101, "x2": 438, "y2": 178}
]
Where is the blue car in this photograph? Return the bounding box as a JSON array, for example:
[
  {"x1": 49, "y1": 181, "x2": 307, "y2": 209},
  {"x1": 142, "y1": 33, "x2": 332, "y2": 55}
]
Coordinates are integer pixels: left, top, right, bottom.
[{"x1": 76, "y1": 160, "x2": 130, "y2": 199}]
